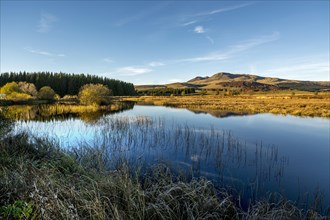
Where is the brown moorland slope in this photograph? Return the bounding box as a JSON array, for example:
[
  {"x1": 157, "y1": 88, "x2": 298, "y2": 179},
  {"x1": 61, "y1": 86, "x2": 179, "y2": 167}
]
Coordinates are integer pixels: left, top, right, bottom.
[{"x1": 136, "y1": 72, "x2": 330, "y2": 92}]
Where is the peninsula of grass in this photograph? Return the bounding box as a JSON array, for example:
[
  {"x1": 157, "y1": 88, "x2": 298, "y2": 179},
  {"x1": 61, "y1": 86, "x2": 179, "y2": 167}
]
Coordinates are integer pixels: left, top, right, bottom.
[{"x1": 121, "y1": 92, "x2": 330, "y2": 117}]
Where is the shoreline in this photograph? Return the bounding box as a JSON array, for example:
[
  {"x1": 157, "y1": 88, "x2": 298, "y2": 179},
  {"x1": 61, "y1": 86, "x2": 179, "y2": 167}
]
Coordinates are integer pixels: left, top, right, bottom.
[
  {"x1": 1, "y1": 92, "x2": 330, "y2": 118},
  {"x1": 120, "y1": 93, "x2": 330, "y2": 118}
]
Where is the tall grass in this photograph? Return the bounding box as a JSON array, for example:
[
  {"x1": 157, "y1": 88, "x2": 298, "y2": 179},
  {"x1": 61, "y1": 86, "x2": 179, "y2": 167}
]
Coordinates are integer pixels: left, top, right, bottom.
[
  {"x1": 0, "y1": 131, "x2": 327, "y2": 219},
  {"x1": 0, "y1": 114, "x2": 328, "y2": 219},
  {"x1": 14, "y1": 115, "x2": 327, "y2": 210},
  {"x1": 69, "y1": 116, "x2": 289, "y2": 195}
]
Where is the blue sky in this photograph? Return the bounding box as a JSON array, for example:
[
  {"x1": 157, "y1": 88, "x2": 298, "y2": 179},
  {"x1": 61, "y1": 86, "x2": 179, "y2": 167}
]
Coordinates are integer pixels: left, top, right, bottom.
[{"x1": 1, "y1": 1, "x2": 329, "y2": 84}]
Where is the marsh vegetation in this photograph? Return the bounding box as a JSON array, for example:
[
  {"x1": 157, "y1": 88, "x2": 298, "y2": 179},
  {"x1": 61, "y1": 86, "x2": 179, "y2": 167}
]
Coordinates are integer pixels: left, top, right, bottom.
[
  {"x1": 123, "y1": 92, "x2": 330, "y2": 117},
  {"x1": 1, "y1": 103, "x2": 329, "y2": 219},
  {"x1": 1, "y1": 111, "x2": 328, "y2": 219}
]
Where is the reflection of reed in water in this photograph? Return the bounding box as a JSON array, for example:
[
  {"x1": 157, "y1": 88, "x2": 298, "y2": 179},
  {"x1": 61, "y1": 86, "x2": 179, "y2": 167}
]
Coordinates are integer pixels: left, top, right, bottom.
[
  {"x1": 12, "y1": 110, "x2": 328, "y2": 215},
  {"x1": 17, "y1": 114, "x2": 328, "y2": 212},
  {"x1": 64, "y1": 116, "x2": 290, "y2": 204}
]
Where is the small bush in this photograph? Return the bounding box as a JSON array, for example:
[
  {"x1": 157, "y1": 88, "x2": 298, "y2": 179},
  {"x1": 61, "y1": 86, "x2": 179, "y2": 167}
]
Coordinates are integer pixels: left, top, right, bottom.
[
  {"x1": 38, "y1": 86, "x2": 56, "y2": 100},
  {"x1": 78, "y1": 83, "x2": 112, "y2": 106}
]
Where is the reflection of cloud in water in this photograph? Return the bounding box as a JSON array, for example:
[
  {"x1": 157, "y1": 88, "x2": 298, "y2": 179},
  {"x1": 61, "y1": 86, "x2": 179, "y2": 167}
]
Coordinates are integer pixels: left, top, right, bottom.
[
  {"x1": 191, "y1": 154, "x2": 199, "y2": 162},
  {"x1": 175, "y1": 161, "x2": 244, "y2": 185},
  {"x1": 200, "y1": 171, "x2": 244, "y2": 184},
  {"x1": 177, "y1": 161, "x2": 191, "y2": 168},
  {"x1": 254, "y1": 113, "x2": 329, "y2": 128},
  {"x1": 164, "y1": 107, "x2": 189, "y2": 113}
]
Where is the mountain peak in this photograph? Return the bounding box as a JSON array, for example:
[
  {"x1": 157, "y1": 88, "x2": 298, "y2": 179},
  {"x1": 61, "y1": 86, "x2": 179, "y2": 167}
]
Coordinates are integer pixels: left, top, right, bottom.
[
  {"x1": 187, "y1": 76, "x2": 209, "y2": 82},
  {"x1": 209, "y1": 72, "x2": 236, "y2": 80},
  {"x1": 136, "y1": 71, "x2": 330, "y2": 92}
]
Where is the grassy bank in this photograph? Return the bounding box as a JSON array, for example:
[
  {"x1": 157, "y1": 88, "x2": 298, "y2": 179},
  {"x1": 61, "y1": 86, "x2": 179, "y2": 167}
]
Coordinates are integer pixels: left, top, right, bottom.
[
  {"x1": 121, "y1": 92, "x2": 330, "y2": 117},
  {"x1": 0, "y1": 129, "x2": 327, "y2": 219},
  {"x1": 0, "y1": 99, "x2": 53, "y2": 106}
]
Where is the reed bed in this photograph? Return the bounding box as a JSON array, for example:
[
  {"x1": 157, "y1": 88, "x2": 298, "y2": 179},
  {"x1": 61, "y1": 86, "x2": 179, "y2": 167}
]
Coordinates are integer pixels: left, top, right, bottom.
[{"x1": 0, "y1": 115, "x2": 328, "y2": 219}]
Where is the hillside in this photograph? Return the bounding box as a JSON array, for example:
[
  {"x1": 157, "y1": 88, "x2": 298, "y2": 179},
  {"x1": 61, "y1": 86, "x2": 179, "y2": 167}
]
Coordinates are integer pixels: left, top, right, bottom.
[{"x1": 136, "y1": 72, "x2": 330, "y2": 92}]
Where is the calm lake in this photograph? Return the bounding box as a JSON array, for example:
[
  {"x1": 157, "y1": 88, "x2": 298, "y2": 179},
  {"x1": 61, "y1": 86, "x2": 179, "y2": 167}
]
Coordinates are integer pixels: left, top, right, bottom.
[{"x1": 13, "y1": 104, "x2": 330, "y2": 211}]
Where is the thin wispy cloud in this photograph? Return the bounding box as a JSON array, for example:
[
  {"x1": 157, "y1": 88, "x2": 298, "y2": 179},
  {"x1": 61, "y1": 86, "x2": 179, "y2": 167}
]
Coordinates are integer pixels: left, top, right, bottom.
[
  {"x1": 206, "y1": 36, "x2": 214, "y2": 44},
  {"x1": 168, "y1": 78, "x2": 183, "y2": 83},
  {"x1": 180, "y1": 32, "x2": 280, "y2": 63},
  {"x1": 194, "y1": 26, "x2": 205, "y2": 34},
  {"x1": 227, "y1": 32, "x2": 280, "y2": 54},
  {"x1": 181, "y1": 20, "x2": 198, "y2": 26},
  {"x1": 148, "y1": 61, "x2": 165, "y2": 67},
  {"x1": 115, "y1": 61, "x2": 164, "y2": 77},
  {"x1": 250, "y1": 54, "x2": 329, "y2": 80},
  {"x1": 103, "y1": 58, "x2": 114, "y2": 63},
  {"x1": 115, "y1": 12, "x2": 147, "y2": 27},
  {"x1": 192, "y1": 2, "x2": 254, "y2": 17},
  {"x1": 37, "y1": 11, "x2": 57, "y2": 33},
  {"x1": 266, "y1": 62, "x2": 329, "y2": 75},
  {"x1": 25, "y1": 47, "x2": 65, "y2": 57},
  {"x1": 249, "y1": 65, "x2": 258, "y2": 74},
  {"x1": 179, "y1": 2, "x2": 254, "y2": 29},
  {"x1": 114, "y1": 3, "x2": 168, "y2": 27},
  {"x1": 179, "y1": 52, "x2": 228, "y2": 63},
  {"x1": 116, "y1": 66, "x2": 152, "y2": 76},
  {"x1": 194, "y1": 26, "x2": 214, "y2": 44},
  {"x1": 135, "y1": 32, "x2": 280, "y2": 67}
]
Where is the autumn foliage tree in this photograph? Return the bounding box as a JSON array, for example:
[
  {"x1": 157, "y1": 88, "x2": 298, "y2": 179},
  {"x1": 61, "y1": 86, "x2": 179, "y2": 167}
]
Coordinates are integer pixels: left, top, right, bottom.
[
  {"x1": 0, "y1": 82, "x2": 31, "y2": 100},
  {"x1": 0, "y1": 82, "x2": 21, "y2": 95},
  {"x1": 78, "y1": 84, "x2": 112, "y2": 106},
  {"x1": 18, "y1": 82, "x2": 38, "y2": 96}
]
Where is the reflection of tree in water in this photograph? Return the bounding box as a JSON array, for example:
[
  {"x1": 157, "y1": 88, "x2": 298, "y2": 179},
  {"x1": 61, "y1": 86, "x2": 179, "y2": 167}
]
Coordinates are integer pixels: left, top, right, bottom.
[
  {"x1": 78, "y1": 102, "x2": 135, "y2": 123},
  {"x1": 0, "y1": 109, "x2": 13, "y2": 138},
  {"x1": 79, "y1": 111, "x2": 107, "y2": 124},
  {"x1": 1, "y1": 105, "x2": 35, "y2": 120},
  {"x1": 0, "y1": 101, "x2": 135, "y2": 123}
]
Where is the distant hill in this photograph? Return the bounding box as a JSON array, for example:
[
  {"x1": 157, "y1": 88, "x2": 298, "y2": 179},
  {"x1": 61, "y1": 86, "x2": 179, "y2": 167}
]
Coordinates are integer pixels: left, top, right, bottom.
[{"x1": 136, "y1": 72, "x2": 330, "y2": 92}]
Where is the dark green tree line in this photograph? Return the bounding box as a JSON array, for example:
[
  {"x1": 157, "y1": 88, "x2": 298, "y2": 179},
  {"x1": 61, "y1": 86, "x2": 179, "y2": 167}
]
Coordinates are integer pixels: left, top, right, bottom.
[
  {"x1": 138, "y1": 88, "x2": 195, "y2": 96},
  {"x1": 0, "y1": 72, "x2": 136, "y2": 96}
]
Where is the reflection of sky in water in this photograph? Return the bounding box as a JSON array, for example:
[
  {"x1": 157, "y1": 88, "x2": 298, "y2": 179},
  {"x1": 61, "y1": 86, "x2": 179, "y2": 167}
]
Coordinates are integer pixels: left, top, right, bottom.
[
  {"x1": 15, "y1": 105, "x2": 330, "y2": 209},
  {"x1": 15, "y1": 118, "x2": 97, "y2": 147}
]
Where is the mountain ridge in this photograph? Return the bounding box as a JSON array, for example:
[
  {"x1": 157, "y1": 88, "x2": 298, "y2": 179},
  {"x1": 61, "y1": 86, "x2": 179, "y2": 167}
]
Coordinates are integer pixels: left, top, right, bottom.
[{"x1": 136, "y1": 72, "x2": 330, "y2": 92}]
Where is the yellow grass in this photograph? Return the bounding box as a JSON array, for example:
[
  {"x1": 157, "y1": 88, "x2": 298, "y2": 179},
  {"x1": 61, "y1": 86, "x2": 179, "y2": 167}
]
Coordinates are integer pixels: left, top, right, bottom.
[{"x1": 121, "y1": 93, "x2": 330, "y2": 117}]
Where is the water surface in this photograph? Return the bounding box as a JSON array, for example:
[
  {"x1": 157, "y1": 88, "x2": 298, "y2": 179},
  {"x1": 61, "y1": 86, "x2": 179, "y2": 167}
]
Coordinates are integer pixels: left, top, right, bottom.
[{"x1": 14, "y1": 105, "x2": 330, "y2": 210}]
